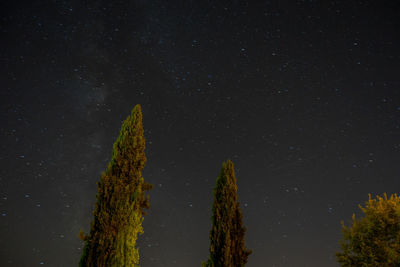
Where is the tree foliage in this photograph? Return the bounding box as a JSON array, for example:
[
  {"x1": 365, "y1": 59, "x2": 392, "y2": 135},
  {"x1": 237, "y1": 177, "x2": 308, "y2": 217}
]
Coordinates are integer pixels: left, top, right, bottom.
[
  {"x1": 203, "y1": 160, "x2": 252, "y2": 267},
  {"x1": 336, "y1": 193, "x2": 400, "y2": 266},
  {"x1": 79, "y1": 104, "x2": 152, "y2": 267}
]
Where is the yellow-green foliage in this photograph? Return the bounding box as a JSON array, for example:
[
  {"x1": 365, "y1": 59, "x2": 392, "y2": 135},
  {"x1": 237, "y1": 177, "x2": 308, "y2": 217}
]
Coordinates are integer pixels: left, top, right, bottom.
[
  {"x1": 79, "y1": 105, "x2": 152, "y2": 267},
  {"x1": 336, "y1": 193, "x2": 400, "y2": 266},
  {"x1": 204, "y1": 160, "x2": 251, "y2": 267}
]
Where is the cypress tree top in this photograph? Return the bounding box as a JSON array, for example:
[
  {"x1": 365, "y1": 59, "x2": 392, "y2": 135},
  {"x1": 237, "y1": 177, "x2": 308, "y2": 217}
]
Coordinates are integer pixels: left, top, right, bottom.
[
  {"x1": 79, "y1": 104, "x2": 152, "y2": 267},
  {"x1": 204, "y1": 160, "x2": 251, "y2": 267}
]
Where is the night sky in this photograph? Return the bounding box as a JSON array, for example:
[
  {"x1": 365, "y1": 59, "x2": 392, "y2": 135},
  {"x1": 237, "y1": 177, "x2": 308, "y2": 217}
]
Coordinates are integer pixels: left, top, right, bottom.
[{"x1": 1, "y1": 1, "x2": 400, "y2": 266}]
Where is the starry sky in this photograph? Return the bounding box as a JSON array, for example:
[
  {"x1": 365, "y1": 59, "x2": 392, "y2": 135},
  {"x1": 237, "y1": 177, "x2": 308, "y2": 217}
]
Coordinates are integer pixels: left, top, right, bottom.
[{"x1": 1, "y1": 0, "x2": 400, "y2": 266}]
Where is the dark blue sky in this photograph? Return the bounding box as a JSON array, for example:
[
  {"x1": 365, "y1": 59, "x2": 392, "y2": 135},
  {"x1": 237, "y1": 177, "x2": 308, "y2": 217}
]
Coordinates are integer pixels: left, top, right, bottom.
[{"x1": 1, "y1": 0, "x2": 399, "y2": 266}]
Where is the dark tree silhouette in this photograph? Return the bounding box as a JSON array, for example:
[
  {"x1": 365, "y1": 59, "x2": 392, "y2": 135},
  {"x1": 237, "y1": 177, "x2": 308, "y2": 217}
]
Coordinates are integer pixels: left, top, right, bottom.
[{"x1": 204, "y1": 160, "x2": 252, "y2": 267}]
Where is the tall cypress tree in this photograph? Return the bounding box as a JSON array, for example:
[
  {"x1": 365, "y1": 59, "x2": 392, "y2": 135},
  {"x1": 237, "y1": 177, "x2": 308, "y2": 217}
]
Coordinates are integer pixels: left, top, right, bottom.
[
  {"x1": 79, "y1": 104, "x2": 152, "y2": 267},
  {"x1": 204, "y1": 160, "x2": 252, "y2": 267}
]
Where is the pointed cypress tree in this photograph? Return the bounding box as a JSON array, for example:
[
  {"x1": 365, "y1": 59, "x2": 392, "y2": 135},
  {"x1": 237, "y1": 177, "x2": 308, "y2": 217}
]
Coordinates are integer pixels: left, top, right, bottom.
[
  {"x1": 79, "y1": 104, "x2": 152, "y2": 267},
  {"x1": 203, "y1": 160, "x2": 252, "y2": 267}
]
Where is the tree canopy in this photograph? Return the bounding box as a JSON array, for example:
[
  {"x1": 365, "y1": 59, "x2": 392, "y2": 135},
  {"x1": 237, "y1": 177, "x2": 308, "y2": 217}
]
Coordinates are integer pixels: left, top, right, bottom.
[
  {"x1": 204, "y1": 160, "x2": 251, "y2": 267},
  {"x1": 336, "y1": 193, "x2": 400, "y2": 266},
  {"x1": 79, "y1": 104, "x2": 152, "y2": 267}
]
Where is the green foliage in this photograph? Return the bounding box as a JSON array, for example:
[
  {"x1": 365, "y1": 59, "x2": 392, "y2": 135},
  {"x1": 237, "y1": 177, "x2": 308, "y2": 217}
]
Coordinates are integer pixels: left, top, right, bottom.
[
  {"x1": 204, "y1": 160, "x2": 252, "y2": 267},
  {"x1": 336, "y1": 193, "x2": 400, "y2": 266},
  {"x1": 79, "y1": 105, "x2": 152, "y2": 267}
]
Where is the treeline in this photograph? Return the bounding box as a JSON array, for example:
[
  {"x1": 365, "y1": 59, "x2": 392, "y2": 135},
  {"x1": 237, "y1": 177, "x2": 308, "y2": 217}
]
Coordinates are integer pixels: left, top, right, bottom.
[{"x1": 79, "y1": 105, "x2": 400, "y2": 267}]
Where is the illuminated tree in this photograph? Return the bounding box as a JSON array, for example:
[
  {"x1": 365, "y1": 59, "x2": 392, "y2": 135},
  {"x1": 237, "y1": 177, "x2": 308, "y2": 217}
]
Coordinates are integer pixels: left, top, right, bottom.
[
  {"x1": 203, "y1": 160, "x2": 252, "y2": 267},
  {"x1": 336, "y1": 193, "x2": 400, "y2": 266},
  {"x1": 79, "y1": 104, "x2": 152, "y2": 267}
]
